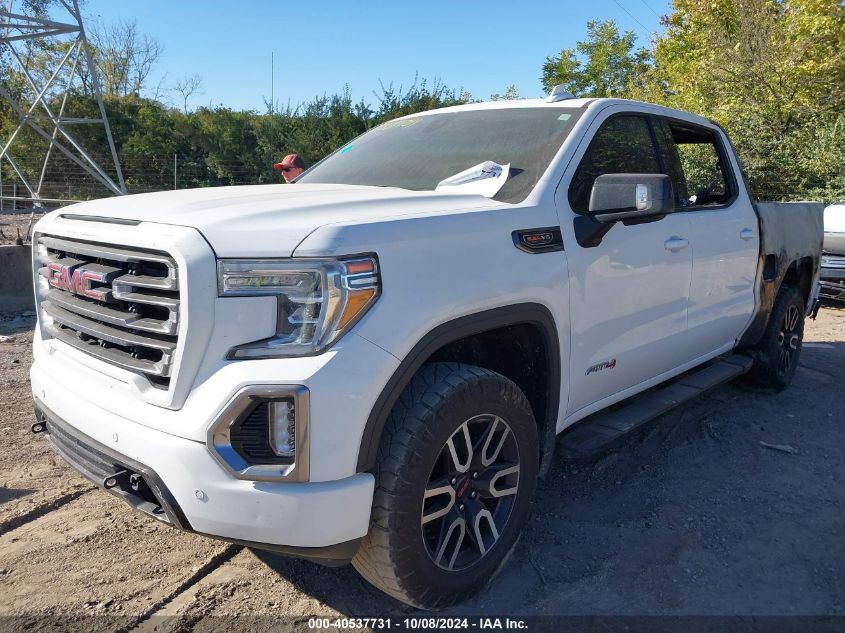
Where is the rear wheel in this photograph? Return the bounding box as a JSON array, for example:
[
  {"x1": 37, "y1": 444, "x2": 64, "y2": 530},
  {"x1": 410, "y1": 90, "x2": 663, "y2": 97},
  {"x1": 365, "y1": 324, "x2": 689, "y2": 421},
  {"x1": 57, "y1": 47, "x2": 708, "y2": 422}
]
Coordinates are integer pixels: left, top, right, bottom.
[
  {"x1": 748, "y1": 285, "x2": 805, "y2": 391},
  {"x1": 352, "y1": 362, "x2": 539, "y2": 609}
]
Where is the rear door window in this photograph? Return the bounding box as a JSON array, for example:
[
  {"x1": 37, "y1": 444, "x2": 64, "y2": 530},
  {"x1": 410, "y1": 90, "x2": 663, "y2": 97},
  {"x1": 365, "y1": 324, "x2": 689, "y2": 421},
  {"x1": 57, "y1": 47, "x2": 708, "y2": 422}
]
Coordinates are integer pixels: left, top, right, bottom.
[{"x1": 657, "y1": 119, "x2": 736, "y2": 208}]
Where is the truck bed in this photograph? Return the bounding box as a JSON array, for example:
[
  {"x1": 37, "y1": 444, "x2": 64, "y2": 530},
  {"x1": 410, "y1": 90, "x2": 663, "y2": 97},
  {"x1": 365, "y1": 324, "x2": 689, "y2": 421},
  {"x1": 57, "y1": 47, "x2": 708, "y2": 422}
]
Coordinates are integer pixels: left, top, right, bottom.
[{"x1": 740, "y1": 202, "x2": 824, "y2": 346}]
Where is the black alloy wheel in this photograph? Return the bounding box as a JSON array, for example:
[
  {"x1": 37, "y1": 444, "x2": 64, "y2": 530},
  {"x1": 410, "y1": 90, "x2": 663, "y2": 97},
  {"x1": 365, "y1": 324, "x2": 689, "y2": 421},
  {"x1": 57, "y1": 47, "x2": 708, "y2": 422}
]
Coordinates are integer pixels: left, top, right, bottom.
[
  {"x1": 747, "y1": 284, "x2": 805, "y2": 391},
  {"x1": 777, "y1": 303, "x2": 802, "y2": 378},
  {"x1": 421, "y1": 413, "x2": 520, "y2": 572}
]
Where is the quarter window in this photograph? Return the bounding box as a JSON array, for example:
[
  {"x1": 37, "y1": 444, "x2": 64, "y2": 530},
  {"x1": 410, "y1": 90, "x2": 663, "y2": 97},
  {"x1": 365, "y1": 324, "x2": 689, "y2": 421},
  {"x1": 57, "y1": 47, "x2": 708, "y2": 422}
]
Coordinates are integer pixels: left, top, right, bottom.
[{"x1": 568, "y1": 115, "x2": 661, "y2": 213}]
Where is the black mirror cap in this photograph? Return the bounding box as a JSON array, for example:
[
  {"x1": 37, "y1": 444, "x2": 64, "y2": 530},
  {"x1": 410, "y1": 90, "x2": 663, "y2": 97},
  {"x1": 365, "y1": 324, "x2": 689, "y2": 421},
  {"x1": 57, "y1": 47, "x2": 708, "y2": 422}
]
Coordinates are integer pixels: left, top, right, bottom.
[{"x1": 588, "y1": 173, "x2": 674, "y2": 221}]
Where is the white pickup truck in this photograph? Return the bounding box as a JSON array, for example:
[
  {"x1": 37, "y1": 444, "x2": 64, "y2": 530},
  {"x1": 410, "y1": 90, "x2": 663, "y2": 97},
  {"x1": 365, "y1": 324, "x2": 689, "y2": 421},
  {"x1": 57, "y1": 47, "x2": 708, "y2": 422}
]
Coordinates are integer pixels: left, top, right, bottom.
[{"x1": 30, "y1": 93, "x2": 823, "y2": 609}]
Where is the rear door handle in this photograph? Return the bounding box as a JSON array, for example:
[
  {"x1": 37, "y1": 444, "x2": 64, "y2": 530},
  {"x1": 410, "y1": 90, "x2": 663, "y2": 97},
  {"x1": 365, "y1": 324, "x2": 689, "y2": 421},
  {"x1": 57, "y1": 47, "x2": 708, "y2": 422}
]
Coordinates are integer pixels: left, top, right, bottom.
[
  {"x1": 664, "y1": 236, "x2": 689, "y2": 253},
  {"x1": 740, "y1": 228, "x2": 755, "y2": 241}
]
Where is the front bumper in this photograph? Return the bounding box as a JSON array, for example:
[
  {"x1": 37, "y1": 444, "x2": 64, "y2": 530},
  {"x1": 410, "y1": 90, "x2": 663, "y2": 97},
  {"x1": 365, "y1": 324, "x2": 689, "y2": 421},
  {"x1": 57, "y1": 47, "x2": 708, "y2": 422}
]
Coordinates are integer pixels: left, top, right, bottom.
[
  {"x1": 30, "y1": 360, "x2": 376, "y2": 558},
  {"x1": 34, "y1": 402, "x2": 190, "y2": 529}
]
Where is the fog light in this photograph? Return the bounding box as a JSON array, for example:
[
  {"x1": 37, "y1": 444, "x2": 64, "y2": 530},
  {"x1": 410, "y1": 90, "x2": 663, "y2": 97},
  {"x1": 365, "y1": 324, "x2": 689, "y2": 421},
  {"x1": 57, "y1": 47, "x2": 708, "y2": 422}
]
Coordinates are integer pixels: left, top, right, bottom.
[{"x1": 268, "y1": 400, "x2": 295, "y2": 458}]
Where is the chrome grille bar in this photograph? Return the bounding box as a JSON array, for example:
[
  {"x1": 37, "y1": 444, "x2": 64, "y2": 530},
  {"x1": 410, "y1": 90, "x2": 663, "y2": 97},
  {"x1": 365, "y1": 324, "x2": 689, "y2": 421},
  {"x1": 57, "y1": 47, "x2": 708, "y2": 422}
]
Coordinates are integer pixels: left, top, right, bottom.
[
  {"x1": 39, "y1": 235, "x2": 178, "y2": 277},
  {"x1": 111, "y1": 287, "x2": 179, "y2": 310},
  {"x1": 44, "y1": 290, "x2": 178, "y2": 335},
  {"x1": 46, "y1": 323, "x2": 170, "y2": 376},
  {"x1": 112, "y1": 273, "x2": 176, "y2": 291},
  {"x1": 43, "y1": 302, "x2": 176, "y2": 353}
]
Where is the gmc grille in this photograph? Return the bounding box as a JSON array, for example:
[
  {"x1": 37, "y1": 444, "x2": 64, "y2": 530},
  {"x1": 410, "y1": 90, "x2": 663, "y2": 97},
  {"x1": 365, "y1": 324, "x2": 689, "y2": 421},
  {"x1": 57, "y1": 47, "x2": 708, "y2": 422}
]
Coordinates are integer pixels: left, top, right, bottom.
[{"x1": 36, "y1": 234, "x2": 180, "y2": 387}]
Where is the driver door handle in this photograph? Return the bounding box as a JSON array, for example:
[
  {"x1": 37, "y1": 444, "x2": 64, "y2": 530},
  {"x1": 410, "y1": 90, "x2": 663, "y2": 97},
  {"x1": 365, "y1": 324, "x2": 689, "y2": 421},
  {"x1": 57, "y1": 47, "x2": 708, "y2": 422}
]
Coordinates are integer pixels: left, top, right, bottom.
[
  {"x1": 664, "y1": 236, "x2": 689, "y2": 253},
  {"x1": 740, "y1": 228, "x2": 755, "y2": 241}
]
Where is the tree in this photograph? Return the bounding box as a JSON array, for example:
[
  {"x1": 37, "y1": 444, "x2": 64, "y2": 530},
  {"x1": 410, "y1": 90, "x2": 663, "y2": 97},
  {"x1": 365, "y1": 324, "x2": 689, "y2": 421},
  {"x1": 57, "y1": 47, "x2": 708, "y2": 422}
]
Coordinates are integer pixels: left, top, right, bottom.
[
  {"x1": 372, "y1": 76, "x2": 467, "y2": 121},
  {"x1": 646, "y1": 0, "x2": 845, "y2": 200},
  {"x1": 173, "y1": 74, "x2": 203, "y2": 114},
  {"x1": 86, "y1": 18, "x2": 163, "y2": 98},
  {"x1": 490, "y1": 85, "x2": 520, "y2": 101},
  {"x1": 651, "y1": 0, "x2": 845, "y2": 134},
  {"x1": 541, "y1": 20, "x2": 652, "y2": 97}
]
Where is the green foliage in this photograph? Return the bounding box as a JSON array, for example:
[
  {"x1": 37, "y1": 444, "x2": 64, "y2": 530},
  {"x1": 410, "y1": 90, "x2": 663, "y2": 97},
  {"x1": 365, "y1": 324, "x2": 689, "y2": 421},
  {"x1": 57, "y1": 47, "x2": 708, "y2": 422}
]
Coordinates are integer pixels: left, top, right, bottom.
[
  {"x1": 541, "y1": 20, "x2": 652, "y2": 97},
  {"x1": 490, "y1": 85, "x2": 520, "y2": 101},
  {"x1": 677, "y1": 143, "x2": 727, "y2": 200},
  {"x1": 372, "y1": 77, "x2": 466, "y2": 120},
  {"x1": 645, "y1": 0, "x2": 845, "y2": 201}
]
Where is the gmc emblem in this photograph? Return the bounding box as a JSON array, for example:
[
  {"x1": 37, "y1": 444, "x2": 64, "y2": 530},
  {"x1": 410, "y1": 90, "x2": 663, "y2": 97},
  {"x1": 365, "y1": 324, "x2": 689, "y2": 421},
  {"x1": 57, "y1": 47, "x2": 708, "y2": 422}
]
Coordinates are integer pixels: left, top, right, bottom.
[{"x1": 47, "y1": 262, "x2": 111, "y2": 301}]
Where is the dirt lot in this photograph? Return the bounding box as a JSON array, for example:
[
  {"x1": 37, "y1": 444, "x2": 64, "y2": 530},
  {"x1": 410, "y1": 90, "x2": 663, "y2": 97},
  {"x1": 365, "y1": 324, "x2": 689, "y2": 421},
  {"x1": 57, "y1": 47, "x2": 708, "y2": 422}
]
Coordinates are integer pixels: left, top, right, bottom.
[
  {"x1": 0, "y1": 212, "x2": 46, "y2": 246},
  {"x1": 0, "y1": 306, "x2": 843, "y2": 630}
]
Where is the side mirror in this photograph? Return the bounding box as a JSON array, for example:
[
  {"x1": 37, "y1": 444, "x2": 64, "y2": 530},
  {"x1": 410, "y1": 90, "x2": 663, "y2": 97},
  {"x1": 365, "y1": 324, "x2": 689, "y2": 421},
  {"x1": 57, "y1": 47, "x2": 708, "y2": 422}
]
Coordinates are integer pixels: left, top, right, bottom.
[{"x1": 588, "y1": 173, "x2": 674, "y2": 222}]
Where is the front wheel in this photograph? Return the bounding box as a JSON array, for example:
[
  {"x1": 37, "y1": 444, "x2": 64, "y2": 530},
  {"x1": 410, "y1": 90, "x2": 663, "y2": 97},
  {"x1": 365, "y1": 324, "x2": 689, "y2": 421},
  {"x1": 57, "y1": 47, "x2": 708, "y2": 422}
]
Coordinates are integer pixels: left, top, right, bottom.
[
  {"x1": 748, "y1": 285, "x2": 805, "y2": 391},
  {"x1": 352, "y1": 363, "x2": 539, "y2": 609}
]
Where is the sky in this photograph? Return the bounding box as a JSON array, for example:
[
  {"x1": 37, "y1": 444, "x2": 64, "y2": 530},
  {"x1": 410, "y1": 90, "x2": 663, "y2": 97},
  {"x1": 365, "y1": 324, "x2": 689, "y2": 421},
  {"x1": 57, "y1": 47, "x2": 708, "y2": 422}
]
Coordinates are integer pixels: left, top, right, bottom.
[{"x1": 73, "y1": 0, "x2": 671, "y2": 112}]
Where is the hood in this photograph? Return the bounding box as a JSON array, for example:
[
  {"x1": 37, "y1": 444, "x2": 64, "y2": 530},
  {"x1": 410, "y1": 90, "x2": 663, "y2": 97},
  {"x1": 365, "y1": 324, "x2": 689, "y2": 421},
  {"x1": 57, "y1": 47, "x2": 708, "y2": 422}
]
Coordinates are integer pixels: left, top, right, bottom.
[{"x1": 57, "y1": 184, "x2": 500, "y2": 257}]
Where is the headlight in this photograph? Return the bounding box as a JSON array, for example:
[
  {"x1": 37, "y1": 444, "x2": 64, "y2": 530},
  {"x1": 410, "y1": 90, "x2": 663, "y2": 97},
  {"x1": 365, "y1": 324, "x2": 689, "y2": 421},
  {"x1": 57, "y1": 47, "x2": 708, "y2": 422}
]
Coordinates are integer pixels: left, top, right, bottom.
[{"x1": 218, "y1": 256, "x2": 380, "y2": 358}]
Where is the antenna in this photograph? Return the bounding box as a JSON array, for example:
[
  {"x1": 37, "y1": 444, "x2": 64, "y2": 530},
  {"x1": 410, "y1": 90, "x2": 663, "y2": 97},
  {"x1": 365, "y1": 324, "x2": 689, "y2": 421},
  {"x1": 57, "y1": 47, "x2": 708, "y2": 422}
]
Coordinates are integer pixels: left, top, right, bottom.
[{"x1": 546, "y1": 85, "x2": 576, "y2": 103}]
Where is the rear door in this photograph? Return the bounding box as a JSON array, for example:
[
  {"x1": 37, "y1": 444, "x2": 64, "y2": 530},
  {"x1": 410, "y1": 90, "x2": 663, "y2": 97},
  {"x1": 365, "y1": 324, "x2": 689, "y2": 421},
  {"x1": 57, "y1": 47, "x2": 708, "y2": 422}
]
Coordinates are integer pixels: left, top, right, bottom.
[
  {"x1": 654, "y1": 117, "x2": 759, "y2": 356},
  {"x1": 556, "y1": 110, "x2": 694, "y2": 416}
]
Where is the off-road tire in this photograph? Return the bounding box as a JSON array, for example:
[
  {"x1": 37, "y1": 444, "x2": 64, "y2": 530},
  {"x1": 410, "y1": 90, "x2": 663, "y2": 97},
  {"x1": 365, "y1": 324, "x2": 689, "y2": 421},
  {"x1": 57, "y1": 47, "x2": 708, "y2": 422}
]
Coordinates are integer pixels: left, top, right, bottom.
[
  {"x1": 747, "y1": 284, "x2": 805, "y2": 391},
  {"x1": 352, "y1": 362, "x2": 539, "y2": 609}
]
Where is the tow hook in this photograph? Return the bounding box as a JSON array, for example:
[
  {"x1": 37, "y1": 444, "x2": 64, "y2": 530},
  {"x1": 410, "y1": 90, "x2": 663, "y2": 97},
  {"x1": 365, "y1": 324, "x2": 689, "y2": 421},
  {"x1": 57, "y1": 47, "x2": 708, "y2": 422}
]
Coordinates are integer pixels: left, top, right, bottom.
[
  {"x1": 102, "y1": 470, "x2": 148, "y2": 495},
  {"x1": 130, "y1": 473, "x2": 144, "y2": 492},
  {"x1": 103, "y1": 470, "x2": 132, "y2": 490},
  {"x1": 31, "y1": 408, "x2": 49, "y2": 434}
]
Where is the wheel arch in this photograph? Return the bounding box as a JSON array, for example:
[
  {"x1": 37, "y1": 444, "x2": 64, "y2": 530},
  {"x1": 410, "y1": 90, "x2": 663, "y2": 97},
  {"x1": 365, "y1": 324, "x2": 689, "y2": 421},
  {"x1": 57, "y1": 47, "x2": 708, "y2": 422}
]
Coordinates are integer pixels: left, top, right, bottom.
[
  {"x1": 781, "y1": 256, "x2": 815, "y2": 306},
  {"x1": 740, "y1": 255, "x2": 817, "y2": 348},
  {"x1": 356, "y1": 303, "x2": 561, "y2": 476}
]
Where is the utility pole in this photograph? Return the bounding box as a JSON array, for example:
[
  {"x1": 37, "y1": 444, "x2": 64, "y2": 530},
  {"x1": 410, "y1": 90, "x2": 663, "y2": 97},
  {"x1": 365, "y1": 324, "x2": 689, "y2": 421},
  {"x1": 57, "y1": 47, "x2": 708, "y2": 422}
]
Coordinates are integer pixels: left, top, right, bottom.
[
  {"x1": 271, "y1": 52, "x2": 274, "y2": 114},
  {"x1": 174, "y1": 154, "x2": 177, "y2": 190}
]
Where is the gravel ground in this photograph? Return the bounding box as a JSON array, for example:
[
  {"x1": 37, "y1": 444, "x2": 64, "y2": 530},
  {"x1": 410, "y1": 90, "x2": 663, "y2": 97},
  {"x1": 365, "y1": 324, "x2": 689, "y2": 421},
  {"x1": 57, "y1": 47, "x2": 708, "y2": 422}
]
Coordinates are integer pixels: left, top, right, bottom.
[
  {"x1": 0, "y1": 305, "x2": 843, "y2": 630},
  {"x1": 0, "y1": 212, "x2": 47, "y2": 246}
]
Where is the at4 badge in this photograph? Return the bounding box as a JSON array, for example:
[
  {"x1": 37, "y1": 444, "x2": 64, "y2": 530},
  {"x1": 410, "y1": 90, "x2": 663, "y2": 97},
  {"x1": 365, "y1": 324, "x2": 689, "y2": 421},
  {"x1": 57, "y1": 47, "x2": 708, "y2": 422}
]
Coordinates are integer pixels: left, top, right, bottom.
[{"x1": 586, "y1": 358, "x2": 617, "y2": 376}]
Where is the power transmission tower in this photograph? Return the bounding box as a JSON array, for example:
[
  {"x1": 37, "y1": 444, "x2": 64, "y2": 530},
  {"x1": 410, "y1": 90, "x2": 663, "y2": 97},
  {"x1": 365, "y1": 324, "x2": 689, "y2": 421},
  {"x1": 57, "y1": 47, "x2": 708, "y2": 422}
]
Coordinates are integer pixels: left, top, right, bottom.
[{"x1": 0, "y1": 0, "x2": 126, "y2": 212}]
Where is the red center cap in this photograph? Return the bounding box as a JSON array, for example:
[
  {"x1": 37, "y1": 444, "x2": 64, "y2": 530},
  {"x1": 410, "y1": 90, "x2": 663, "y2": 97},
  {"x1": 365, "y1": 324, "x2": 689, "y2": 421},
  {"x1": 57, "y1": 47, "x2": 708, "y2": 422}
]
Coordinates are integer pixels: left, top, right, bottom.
[{"x1": 456, "y1": 476, "x2": 472, "y2": 499}]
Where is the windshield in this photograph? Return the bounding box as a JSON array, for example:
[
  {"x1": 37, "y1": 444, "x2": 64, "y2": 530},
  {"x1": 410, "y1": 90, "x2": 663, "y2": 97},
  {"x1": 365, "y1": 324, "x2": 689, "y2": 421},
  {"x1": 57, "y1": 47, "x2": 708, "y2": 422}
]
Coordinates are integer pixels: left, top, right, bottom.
[{"x1": 297, "y1": 107, "x2": 583, "y2": 203}]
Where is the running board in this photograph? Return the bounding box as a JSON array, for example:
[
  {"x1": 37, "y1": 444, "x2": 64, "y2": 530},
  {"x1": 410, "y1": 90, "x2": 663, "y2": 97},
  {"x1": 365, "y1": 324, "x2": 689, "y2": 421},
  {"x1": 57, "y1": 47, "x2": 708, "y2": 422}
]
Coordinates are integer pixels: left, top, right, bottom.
[{"x1": 559, "y1": 354, "x2": 754, "y2": 459}]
